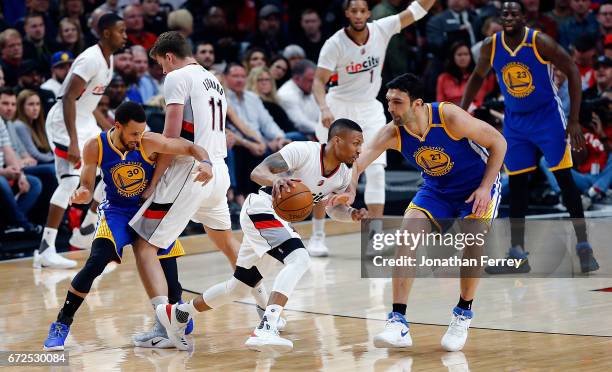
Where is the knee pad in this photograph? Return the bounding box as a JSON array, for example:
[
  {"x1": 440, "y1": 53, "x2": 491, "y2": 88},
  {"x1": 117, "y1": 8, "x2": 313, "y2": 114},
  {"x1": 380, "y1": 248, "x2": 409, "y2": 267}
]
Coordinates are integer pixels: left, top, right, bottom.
[
  {"x1": 233, "y1": 265, "x2": 263, "y2": 288},
  {"x1": 271, "y1": 248, "x2": 311, "y2": 298},
  {"x1": 93, "y1": 181, "x2": 105, "y2": 203},
  {"x1": 50, "y1": 176, "x2": 79, "y2": 209},
  {"x1": 364, "y1": 164, "x2": 386, "y2": 205},
  {"x1": 71, "y1": 238, "x2": 116, "y2": 293},
  {"x1": 202, "y1": 277, "x2": 252, "y2": 309}
]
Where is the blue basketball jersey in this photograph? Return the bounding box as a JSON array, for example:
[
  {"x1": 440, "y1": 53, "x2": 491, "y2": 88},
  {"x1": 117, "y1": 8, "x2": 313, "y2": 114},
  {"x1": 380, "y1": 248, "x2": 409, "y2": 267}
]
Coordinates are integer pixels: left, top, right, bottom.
[
  {"x1": 397, "y1": 102, "x2": 489, "y2": 196},
  {"x1": 491, "y1": 27, "x2": 557, "y2": 113},
  {"x1": 97, "y1": 129, "x2": 155, "y2": 209}
]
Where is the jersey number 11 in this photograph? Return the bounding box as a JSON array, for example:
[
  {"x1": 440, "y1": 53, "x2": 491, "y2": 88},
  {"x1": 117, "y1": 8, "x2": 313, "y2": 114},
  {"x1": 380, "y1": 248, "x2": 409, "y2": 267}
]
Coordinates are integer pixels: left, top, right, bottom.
[{"x1": 209, "y1": 97, "x2": 224, "y2": 131}]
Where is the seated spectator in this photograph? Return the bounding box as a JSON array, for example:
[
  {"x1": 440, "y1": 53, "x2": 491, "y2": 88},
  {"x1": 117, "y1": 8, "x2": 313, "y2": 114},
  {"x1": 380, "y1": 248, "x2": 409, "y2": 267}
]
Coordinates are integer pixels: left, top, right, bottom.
[
  {"x1": 195, "y1": 41, "x2": 216, "y2": 71},
  {"x1": 224, "y1": 63, "x2": 290, "y2": 196},
  {"x1": 56, "y1": 17, "x2": 86, "y2": 57},
  {"x1": 292, "y1": 9, "x2": 326, "y2": 62},
  {"x1": 269, "y1": 55, "x2": 290, "y2": 87},
  {"x1": 22, "y1": 12, "x2": 55, "y2": 75},
  {"x1": 84, "y1": 8, "x2": 108, "y2": 46},
  {"x1": 142, "y1": 0, "x2": 168, "y2": 36},
  {"x1": 124, "y1": 4, "x2": 157, "y2": 49},
  {"x1": 41, "y1": 51, "x2": 73, "y2": 98},
  {"x1": 277, "y1": 60, "x2": 319, "y2": 137},
  {"x1": 584, "y1": 56, "x2": 612, "y2": 101},
  {"x1": 545, "y1": 0, "x2": 573, "y2": 26},
  {"x1": 471, "y1": 17, "x2": 502, "y2": 63},
  {"x1": 523, "y1": 0, "x2": 558, "y2": 39},
  {"x1": 131, "y1": 45, "x2": 158, "y2": 103},
  {"x1": 114, "y1": 48, "x2": 143, "y2": 103},
  {"x1": 246, "y1": 4, "x2": 288, "y2": 56},
  {"x1": 598, "y1": 2, "x2": 612, "y2": 38},
  {"x1": 60, "y1": 0, "x2": 88, "y2": 31},
  {"x1": 0, "y1": 115, "x2": 42, "y2": 234},
  {"x1": 282, "y1": 44, "x2": 306, "y2": 70},
  {"x1": 472, "y1": 0, "x2": 499, "y2": 22},
  {"x1": 571, "y1": 36, "x2": 598, "y2": 90},
  {"x1": 13, "y1": 90, "x2": 54, "y2": 165},
  {"x1": 167, "y1": 9, "x2": 194, "y2": 50},
  {"x1": 559, "y1": 0, "x2": 600, "y2": 50},
  {"x1": 247, "y1": 66, "x2": 298, "y2": 135},
  {"x1": 426, "y1": 0, "x2": 482, "y2": 56},
  {"x1": 106, "y1": 74, "x2": 128, "y2": 120},
  {"x1": 94, "y1": 0, "x2": 121, "y2": 15},
  {"x1": 194, "y1": 6, "x2": 240, "y2": 64},
  {"x1": 0, "y1": 66, "x2": 4, "y2": 87},
  {"x1": 0, "y1": 29, "x2": 25, "y2": 87},
  {"x1": 243, "y1": 47, "x2": 268, "y2": 76},
  {"x1": 16, "y1": 60, "x2": 56, "y2": 115},
  {"x1": 436, "y1": 42, "x2": 494, "y2": 106}
]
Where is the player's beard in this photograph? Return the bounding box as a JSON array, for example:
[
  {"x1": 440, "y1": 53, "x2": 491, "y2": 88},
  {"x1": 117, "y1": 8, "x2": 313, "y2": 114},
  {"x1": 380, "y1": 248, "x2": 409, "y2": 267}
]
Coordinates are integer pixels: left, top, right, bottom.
[{"x1": 350, "y1": 22, "x2": 367, "y2": 32}]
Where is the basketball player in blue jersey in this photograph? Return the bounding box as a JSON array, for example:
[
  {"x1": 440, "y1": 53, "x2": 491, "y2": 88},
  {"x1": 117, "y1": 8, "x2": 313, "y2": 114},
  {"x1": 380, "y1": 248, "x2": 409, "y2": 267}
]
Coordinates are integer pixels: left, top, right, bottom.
[
  {"x1": 43, "y1": 102, "x2": 214, "y2": 351},
  {"x1": 335, "y1": 73, "x2": 507, "y2": 351},
  {"x1": 461, "y1": 0, "x2": 599, "y2": 274}
]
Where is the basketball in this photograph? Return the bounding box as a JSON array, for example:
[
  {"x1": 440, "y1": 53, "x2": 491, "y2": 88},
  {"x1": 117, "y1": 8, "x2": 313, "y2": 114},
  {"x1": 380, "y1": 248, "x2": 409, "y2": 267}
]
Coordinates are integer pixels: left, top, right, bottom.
[{"x1": 273, "y1": 181, "x2": 314, "y2": 222}]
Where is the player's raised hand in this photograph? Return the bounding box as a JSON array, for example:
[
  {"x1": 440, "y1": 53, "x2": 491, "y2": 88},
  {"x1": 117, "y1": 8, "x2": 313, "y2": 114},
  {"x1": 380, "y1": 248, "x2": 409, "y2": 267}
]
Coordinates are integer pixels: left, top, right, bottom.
[
  {"x1": 321, "y1": 107, "x2": 335, "y2": 128},
  {"x1": 466, "y1": 186, "x2": 491, "y2": 218},
  {"x1": 71, "y1": 186, "x2": 92, "y2": 205},
  {"x1": 272, "y1": 178, "x2": 301, "y2": 200},
  {"x1": 351, "y1": 208, "x2": 368, "y2": 221},
  {"x1": 193, "y1": 161, "x2": 213, "y2": 185}
]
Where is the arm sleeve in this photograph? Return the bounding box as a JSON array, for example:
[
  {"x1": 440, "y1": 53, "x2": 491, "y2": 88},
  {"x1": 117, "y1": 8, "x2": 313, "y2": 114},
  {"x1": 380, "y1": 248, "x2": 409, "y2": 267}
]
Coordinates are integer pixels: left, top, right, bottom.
[
  {"x1": 325, "y1": 204, "x2": 355, "y2": 222},
  {"x1": 374, "y1": 14, "x2": 402, "y2": 44},
  {"x1": 163, "y1": 71, "x2": 190, "y2": 105},
  {"x1": 256, "y1": 97, "x2": 285, "y2": 140},
  {"x1": 70, "y1": 55, "x2": 99, "y2": 83},
  {"x1": 15, "y1": 123, "x2": 54, "y2": 162},
  {"x1": 317, "y1": 38, "x2": 339, "y2": 71},
  {"x1": 278, "y1": 141, "x2": 309, "y2": 171}
]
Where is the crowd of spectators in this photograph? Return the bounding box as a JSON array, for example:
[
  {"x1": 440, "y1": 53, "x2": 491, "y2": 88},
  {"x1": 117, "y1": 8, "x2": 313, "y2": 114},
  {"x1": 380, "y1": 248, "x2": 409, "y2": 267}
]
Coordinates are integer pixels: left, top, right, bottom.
[{"x1": 0, "y1": 0, "x2": 610, "y2": 242}]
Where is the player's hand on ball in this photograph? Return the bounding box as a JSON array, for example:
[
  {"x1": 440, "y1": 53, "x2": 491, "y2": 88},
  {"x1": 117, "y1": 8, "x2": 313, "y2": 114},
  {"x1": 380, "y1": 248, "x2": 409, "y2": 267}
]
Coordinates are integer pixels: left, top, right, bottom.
[
  {"x1": 194, "y1": 162, "x2": 213, "y2": 185},
  {"x1": 351, "y1": 208, "x2": 368, "y2": 221},
  {"x1": 466, "y1": 186, "x2": 491, "y2": 218},
  {"x1": 321, "y1": 107, "x2": 335, "y2": 128},
  {"x1": 272, "y1": 178, "x2": 302, "y2": 200},
  {"x1": 71, "y1": 186, "x2": 92, "y2": 205},
  {"x1": 328, "y1": 192, "x2": 355, "y2": 206}
]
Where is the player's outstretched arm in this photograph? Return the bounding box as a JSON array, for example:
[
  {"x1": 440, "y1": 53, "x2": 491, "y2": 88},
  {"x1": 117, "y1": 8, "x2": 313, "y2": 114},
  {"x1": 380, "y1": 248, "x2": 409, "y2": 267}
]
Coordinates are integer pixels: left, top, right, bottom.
[
  {"x1": 398, "y1": 0, "x2": 436, "y2": 28},
  {"x1": 251, "y1": 152, "x2": 301, "y2": 199},
  {"x1": 442, "y1": 103, "x2": 507, "y2": 216},
  {"x1": 70, "y1": 138, "x2": 99, "y2": 205},
  {"x1": 534, "y1": 32, "x2": 585, "y2": 151},
  {"x1": 460, "y1": 37, "x2": 493, "y2": 111}
]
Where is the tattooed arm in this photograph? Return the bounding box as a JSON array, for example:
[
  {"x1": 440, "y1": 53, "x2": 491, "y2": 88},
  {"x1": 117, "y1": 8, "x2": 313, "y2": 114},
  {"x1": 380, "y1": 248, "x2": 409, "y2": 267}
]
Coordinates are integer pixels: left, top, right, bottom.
[{"x1": 250, "y1": 152, "x2": 300, "y2": 199}]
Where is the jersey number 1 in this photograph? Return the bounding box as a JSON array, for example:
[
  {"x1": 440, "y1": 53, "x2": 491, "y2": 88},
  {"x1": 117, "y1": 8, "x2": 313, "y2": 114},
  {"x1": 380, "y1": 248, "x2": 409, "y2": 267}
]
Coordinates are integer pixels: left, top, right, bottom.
[{"x1": 209, "y1": 98, "x2": 224, "y2": 131}]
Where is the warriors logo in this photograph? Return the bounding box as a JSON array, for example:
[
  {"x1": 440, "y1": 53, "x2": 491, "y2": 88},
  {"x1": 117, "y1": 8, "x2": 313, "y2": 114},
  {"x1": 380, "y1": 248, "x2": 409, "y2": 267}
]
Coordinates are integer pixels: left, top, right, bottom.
[
  {"x1": 414, "y1": 147, "x2": 454, "y2": 176},
  {"x1": 111, "y1": 162, "x2": 148, "y2": 197},
  {"x1": 502, "y1": 62, "x2": 535, "y2": 98}
]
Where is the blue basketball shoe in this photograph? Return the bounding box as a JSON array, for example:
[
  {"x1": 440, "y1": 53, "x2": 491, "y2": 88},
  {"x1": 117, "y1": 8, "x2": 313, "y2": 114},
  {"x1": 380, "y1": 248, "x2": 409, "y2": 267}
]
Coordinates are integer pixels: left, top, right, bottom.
[{"x1": 44, "y1": 322, "x2": 70, "y2": 351}]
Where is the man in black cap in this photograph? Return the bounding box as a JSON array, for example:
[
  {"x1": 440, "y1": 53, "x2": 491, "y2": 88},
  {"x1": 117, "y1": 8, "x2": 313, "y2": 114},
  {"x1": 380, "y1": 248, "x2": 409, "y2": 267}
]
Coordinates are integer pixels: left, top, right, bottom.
[
  {"x1": 246, "y1": 4, "x2": 288, "y2": 56},
  {"x1": 583, "y1": 55, "x2": 612, "y2": 102},
  {"x1": 16, "y1": 60, "x2": 56, "y2": 115}
]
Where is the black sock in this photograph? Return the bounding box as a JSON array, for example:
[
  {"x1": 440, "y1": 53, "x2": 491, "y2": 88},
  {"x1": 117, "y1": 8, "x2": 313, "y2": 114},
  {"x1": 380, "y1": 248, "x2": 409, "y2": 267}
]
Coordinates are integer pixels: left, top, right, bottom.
[
  {"x1": 57, "y1": 291, "x2": 84, "y2": 326},
  {"x1": 553, "y1": 168, "x2": 588, "y2": 242},
  {"x1": 392, "y1": 303, "x2": 407, "y2": 315},
  {"x1": 457, "y1": 296, "x2": 473, "y2": 311},
  {"x1": 509, "y1": 173, "x2": 530, "y2": 248}
]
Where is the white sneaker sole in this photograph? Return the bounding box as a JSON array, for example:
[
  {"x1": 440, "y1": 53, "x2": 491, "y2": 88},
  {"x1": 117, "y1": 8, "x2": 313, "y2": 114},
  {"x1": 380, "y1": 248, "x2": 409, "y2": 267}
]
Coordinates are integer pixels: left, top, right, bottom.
[
  {"x1": 69, "y1": 233, "x2": 94, "y2": 249},
  {"x1": 373, "y1": 336, "x2": 412, "y2": 348},
  {"x1": 155, "y1": 305, "x2": 190, "y2": 351},
  {"x1": 441, "y1": 340, "x2": 466, "y2": 352},
  {"x1": 245, "y1": 336, "x2": 293, "y2": 353},
  {"x1": 307, "y1": 249, "x2": 329, "y2": 257},
  {"x1": 133, "y1": 336, "x2": 174, "y2": 349},
  {"x1": 43, "y1": 345, "x2": 64, "y2": 351}
]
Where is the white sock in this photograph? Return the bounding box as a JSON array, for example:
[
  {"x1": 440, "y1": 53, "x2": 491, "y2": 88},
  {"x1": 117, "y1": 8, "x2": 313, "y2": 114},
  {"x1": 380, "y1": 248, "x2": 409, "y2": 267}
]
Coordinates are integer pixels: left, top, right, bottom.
[
  {"x1": 263, "y1": 304, "x2": 283, "y2": 327},
  {"x1": 41, "y1": 227, "x2": 58, "y2": 252},
  {"x1": 177, "y1": 299, "x2": 198, "y2": 316},
  {"x1": 312, "y1": 218, "x2": 325, "y2": 238},
  {"x1": 81, "y1": 210, "x2": 98, "y2": 230},
  {"x1": 587, "y1": 187, "x2": 599, "y2": 198},
  {"x1": 252, "y1": 282, "x2": 269, "y2": 309},
  {"x1": 151, "y1": 295, "x2": 168, "y2": 310}
]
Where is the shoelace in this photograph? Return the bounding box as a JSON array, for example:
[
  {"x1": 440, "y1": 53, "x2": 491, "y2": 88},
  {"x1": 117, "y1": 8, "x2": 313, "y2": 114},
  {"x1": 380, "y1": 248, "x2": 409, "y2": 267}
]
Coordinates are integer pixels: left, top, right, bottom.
[
  {"x1": 448, "y1": 315, "x2": 469, "y2": 336},
  {"x1": 52, "y1": 324, "x2": 65, "y2": 339}
]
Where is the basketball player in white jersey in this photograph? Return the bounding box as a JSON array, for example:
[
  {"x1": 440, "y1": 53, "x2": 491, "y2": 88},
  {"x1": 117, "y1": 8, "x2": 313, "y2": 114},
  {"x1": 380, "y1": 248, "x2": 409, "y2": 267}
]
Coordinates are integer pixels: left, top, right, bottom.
[
  {"x1": 156, "y1": 119, "x2": 368, "y2": 352},
  {"x1": 34, "y1": 14, "x2": 127, "y2": 269},
  {"x1": 310, "y1": 0, "x2": 435, "y2": 256},
  {"x1": 128, "y1": 32, "x2": 270, "y2": 348}
]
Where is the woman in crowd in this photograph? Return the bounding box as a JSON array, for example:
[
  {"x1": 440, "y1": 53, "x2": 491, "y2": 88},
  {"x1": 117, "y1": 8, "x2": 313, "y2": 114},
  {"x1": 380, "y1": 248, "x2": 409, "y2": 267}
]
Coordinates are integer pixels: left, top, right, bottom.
[
  {"x1": 269, "y1": 55, "x2": 290, "y2": 87},
  {"x1": 57, "y1": 17, "x2": 86, "y2": 57},
  {"x1": 242, "y1": 47, "x2": 268, "y2": 76},
  {"x1": 436, "y1": 41, "x2": 494, "y2": 107}
]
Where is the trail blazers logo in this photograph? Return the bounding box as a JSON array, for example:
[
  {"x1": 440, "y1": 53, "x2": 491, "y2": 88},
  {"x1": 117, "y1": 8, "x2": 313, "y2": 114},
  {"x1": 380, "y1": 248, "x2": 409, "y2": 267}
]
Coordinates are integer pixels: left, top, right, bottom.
[
  {"x1": 413, "y1": 146, "x2": 454, "y2": 176},
  {"x1": 111, "y1": 162, "x2": 147, "y2": 197}
]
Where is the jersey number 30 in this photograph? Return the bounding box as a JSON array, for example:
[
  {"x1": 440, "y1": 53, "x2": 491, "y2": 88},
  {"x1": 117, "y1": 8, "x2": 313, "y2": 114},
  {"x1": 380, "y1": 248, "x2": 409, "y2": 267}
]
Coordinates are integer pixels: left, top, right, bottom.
[{"x1": 209, "y1": 97, "x2": 224, "y2": 131}]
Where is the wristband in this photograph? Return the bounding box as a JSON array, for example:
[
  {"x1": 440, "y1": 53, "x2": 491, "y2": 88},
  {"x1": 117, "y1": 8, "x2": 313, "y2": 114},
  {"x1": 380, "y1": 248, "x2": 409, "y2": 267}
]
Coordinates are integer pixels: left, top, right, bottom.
[
  {"x1": 201, "y1": 160, "x2": 212, "y2": 166},
  {"x1": 408, "y1": 0, "x2": 427, "y2": 21}
]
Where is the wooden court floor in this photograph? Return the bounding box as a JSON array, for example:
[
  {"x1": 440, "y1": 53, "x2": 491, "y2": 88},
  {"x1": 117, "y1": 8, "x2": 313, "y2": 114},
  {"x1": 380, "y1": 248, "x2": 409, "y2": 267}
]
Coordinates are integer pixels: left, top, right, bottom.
[{"x1": 1, "y1": 229, "x2": 612, "y2": 371}]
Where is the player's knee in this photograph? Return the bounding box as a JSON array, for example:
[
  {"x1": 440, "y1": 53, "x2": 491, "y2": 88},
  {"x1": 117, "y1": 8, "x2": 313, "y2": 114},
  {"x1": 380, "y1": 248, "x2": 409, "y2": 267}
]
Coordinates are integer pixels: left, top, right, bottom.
[
  {"x1": 50, "y1": 176, "x2": 80, "y2": 209},
  {"x1": 71, "y1": 239, "x2": 115, "y2": 293},
  {"x1": 364, "y1": 164, "x2": 386, "y2": 205},
  {"x1": 229, "y1": 277, "x2": 252, "y2": 298},
  {"x1": 284, "y1": 248, "x2": 311, "y2": 275}
]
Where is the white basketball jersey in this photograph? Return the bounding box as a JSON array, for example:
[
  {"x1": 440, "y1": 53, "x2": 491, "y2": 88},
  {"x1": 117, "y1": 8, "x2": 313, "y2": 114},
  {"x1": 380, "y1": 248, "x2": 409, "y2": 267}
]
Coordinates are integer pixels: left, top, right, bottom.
[
  {"x1": 47, "y1": 44, "x2": 113, "y2": 148},
  {"x1": 317, "y1": 15, "x2": 400, "y2": 103},
  {"x1": 278, "y1": 141, "x2": 351, "y2": 205},
  {"x1": 164, "y1": 64, "x2": 227, "y2": 161}
]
